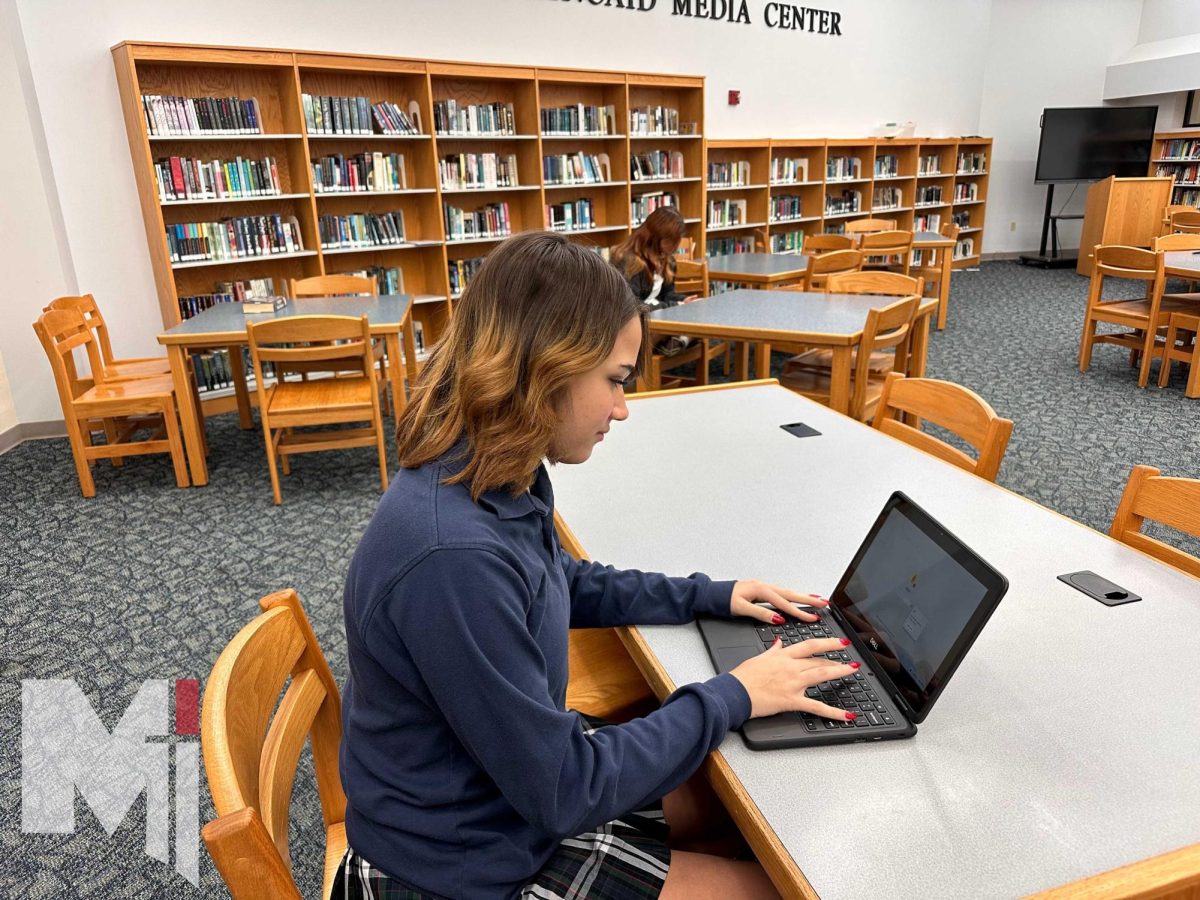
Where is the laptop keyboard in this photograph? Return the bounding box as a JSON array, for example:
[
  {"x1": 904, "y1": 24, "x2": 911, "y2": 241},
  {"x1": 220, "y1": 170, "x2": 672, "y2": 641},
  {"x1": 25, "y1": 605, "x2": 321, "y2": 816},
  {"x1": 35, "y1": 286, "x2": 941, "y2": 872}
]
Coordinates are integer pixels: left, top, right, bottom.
[{"x1": 755, "y1": 621, "x2": 898, "y2": 731}]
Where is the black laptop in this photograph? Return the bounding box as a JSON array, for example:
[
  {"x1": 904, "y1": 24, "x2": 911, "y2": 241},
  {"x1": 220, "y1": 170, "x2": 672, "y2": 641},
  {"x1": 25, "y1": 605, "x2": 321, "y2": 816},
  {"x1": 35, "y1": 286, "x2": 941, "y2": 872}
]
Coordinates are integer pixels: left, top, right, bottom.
[{"x1": 698, "y1": 491, "x2": 1008, "y2": 749}]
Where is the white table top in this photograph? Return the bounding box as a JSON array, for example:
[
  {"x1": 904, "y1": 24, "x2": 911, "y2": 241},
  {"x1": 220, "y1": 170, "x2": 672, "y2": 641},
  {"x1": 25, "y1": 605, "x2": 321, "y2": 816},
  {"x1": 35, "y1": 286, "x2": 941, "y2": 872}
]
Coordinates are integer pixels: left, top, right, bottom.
[
  {"x1": 158, "y1": 294, "x2": 412, "y2": 344},
  {"x1": 549, "y1": 383, "x2": 1200, "y2": 900}
]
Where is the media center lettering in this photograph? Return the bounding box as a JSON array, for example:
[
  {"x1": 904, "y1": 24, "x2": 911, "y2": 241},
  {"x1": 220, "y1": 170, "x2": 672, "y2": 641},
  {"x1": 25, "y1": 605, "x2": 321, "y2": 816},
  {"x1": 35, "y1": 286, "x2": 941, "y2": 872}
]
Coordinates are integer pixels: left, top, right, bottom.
[{"x1": 552, "y1": 0, "x2": 846, "y2": 35}]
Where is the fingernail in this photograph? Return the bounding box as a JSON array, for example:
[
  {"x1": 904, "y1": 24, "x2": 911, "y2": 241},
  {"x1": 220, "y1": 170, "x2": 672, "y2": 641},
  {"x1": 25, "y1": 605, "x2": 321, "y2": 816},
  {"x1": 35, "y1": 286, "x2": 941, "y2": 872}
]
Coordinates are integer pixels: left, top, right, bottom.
[
  {"x1": 849, "y1": 661, "x2": 861, "y2": 669},
  {"x1": 771, "y1": 614, "x2": 785, "y2": 625},
  {"x1": 845, "y1": 711, "x2": 858, "y2": 721},
  {"x1": 772, "y1": 637, "x2": 782, "y2": 647},
  {"x1": 840, "y1": 638, "x2": 851, "y2": 646}
]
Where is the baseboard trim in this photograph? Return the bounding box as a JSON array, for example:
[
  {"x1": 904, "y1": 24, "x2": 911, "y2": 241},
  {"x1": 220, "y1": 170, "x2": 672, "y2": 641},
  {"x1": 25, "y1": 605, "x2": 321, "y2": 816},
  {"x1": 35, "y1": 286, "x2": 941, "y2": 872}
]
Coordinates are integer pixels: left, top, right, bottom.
[
  {"x1": 981, "y1": 251, "x2": 1027, "y2": 261},
  {"x1": 0, "y1": 419, "x2": 67, "y2": 455}
]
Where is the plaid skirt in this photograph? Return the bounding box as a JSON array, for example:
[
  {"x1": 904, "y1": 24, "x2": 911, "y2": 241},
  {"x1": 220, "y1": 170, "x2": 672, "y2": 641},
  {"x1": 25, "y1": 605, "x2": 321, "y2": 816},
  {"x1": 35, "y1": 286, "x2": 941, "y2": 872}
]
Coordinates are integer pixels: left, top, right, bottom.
[{"x1": 332, "y1": 713, "x2": 671, "y2": 900}]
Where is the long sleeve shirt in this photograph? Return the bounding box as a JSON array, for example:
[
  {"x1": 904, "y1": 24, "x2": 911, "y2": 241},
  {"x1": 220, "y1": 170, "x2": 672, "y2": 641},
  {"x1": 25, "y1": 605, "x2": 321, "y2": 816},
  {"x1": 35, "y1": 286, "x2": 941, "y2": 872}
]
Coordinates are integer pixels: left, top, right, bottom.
[
  {"x1": 622, "y1": 261, "x2": 686, "y2": 308},
  {"x1": 340, "y1": 444, "x2": 750, "y2": 899}
]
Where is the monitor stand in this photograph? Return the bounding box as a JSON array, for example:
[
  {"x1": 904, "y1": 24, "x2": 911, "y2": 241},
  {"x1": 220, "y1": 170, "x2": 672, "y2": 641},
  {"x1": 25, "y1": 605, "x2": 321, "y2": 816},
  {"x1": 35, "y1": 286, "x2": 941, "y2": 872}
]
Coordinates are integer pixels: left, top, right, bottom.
[{"x1": 1019, "y1": 184, "x2": 1080, "y2": 268}]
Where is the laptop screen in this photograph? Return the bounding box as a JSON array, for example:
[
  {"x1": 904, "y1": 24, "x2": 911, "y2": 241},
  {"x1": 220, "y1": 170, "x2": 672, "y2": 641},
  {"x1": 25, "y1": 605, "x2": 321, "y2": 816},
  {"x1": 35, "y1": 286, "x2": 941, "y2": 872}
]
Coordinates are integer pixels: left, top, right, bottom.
[{"x1": 830, "y1": 493, "x2": 1007, "y2": 722}]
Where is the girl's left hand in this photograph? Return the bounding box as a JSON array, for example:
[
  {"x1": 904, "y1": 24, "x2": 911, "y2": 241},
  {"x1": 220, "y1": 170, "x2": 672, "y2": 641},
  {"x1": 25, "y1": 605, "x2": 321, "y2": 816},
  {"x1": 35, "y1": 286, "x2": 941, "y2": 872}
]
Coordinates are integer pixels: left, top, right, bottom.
[{"x1": 730, "y1": 580, "x2": 829, "y2": 624}]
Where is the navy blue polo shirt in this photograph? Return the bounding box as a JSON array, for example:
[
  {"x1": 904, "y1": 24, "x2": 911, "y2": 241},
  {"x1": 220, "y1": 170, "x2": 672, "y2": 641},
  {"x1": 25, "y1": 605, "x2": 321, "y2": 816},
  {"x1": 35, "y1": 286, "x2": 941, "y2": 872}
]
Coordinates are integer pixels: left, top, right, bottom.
[{"x1": 340, "y1": 443, "x2": 751, "y2": 899}]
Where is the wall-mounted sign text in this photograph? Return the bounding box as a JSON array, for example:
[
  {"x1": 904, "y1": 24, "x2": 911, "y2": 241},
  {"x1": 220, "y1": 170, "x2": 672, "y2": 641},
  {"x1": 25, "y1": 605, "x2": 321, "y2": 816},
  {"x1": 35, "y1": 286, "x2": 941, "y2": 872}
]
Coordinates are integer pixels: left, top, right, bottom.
[{"x1": 552, "y1": 0, "x2": 845, "y2": 35}]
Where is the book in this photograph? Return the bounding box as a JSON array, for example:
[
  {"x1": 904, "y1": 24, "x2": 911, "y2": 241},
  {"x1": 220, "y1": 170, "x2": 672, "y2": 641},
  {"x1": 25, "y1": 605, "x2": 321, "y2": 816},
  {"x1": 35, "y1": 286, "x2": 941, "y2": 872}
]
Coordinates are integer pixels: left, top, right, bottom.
[{"x1": 241, "y1": 295, "x2": 287, "y2": 314}]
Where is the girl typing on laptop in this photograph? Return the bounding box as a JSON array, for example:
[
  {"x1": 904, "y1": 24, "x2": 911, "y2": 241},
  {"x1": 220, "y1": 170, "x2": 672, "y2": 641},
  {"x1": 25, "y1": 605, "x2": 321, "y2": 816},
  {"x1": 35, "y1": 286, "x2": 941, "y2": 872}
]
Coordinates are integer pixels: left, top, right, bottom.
[{"x1": 337, "y1": 232, "x2": 857, "y2": 900}]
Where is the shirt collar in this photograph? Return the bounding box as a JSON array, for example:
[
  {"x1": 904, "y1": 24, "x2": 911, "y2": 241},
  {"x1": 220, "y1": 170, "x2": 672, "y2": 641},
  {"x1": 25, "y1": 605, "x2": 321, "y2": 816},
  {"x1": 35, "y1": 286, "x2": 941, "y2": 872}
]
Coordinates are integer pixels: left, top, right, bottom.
[{"x1": 438, "y1": 438, "x2": 552, "y2": 521}]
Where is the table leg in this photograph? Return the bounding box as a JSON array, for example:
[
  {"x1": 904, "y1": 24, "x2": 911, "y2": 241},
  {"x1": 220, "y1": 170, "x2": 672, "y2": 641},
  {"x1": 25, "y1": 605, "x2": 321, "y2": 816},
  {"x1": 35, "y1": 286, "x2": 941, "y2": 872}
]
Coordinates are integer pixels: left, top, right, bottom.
[
  {"x1": 828, "y1": 345, "x2": 853, "y2": 415},
  {"x1": 227, "y1": 345, "x2": 253, "y2": 429},
  {"x1": 386, "y1": 332, "x2": 407, "y2": 416},
  {"x1": 936, "y1": 249, "x2": 952, "y2": 331},
  {"x1": 910, "y1": 313, "x2": 931, "y2": 378},
  {"x1": 755, "y1": 342, "x2": 772, "y2": 379},
  {"x1": 735, "y1": 342, "x2": 750, "y2": 381},
  {"x1": 167, "y1": 344, "x2": 208, "y2": 486}
]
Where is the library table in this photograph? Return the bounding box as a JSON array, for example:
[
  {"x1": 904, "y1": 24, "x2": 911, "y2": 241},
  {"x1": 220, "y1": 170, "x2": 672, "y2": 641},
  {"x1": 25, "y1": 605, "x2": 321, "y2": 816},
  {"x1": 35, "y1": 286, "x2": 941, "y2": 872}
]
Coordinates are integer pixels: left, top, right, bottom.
[
  {"x1": 1163, "y1": 250, "x2": 1200, "y2": 280},
  {"x1": 706, "y1": 252, "x2": 810, "y2": 288},
  {"x1": 912, "y1": 230, "x2": 956, "y2": 332},
  {"x1": 645, "y1": 290, "x2": 936, "y2": 414},
  {"x1": 550, "y1": 380, "x2": 1200, "y2": 900},
  {"x1": 157, "y1": 294, "x2": 417, "y2": 487}
]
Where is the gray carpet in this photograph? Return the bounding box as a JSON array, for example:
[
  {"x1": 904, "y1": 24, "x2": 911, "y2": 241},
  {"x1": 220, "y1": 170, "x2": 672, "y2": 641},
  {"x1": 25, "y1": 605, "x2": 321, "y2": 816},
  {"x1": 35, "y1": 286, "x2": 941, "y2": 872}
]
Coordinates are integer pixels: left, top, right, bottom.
[{"x1": 2, "y1": 260, "x2": 1198, "y2": 898}]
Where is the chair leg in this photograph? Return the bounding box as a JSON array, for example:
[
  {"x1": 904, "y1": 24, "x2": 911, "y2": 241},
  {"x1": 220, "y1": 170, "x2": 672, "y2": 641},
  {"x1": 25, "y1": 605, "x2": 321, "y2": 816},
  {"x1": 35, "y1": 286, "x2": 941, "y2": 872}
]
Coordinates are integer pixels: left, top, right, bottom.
[
  {"x1": 163, "y1": 401, "x2": 190, "y2": 488},
  {"x1": 1137, "y1": 327, "x2": 1156, "y2": 388},
  {"x1": 281, "y1": 429, "x2": 292, "y2": 476},
  {"x1": 259, "y1": 416, "x2": 283, "y2": 505},
  {"x1": 1159, "y1": 323, "x2": 1178, "y2": 388},
  {"x1": 1186, "y1": 345, "x2": 1200, "y2": 399},
  {"x1": 65, "y1": 415, "x2": 97, "y2": 498},
  {"x1": 1078, "y1": 317, "x2": 1096, "y2": 372},
  {"x1": 101, "y1": 418, "x2": 125, "y2": 467}
]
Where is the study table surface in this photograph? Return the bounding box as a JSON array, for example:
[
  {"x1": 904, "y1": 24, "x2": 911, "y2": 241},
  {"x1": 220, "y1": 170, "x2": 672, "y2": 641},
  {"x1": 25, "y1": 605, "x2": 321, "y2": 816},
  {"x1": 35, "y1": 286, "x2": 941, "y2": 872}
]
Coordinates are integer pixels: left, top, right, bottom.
[
  {"x1": 1163, "y1": 250, "x2": 1200, "y2": 279},
  {"x1": 646, "y1": 290, "x2": 937, "y2": 414},
  {"x1": 157, "y1": 293, "x2": 417, "y2": 486},
  {"x1": 549, "y1": 382, "x2": 1200, "y2": 900}
]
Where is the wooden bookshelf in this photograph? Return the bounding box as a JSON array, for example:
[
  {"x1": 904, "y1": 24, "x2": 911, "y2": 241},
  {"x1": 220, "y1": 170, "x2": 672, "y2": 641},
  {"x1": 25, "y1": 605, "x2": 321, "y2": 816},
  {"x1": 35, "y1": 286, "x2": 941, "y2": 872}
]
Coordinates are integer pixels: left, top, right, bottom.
[
  {"x1": 1148, "y1": 130, "x2": 1200, "y2": 208},
  {"x1": 697, "y1": 136, "x2": 990, "y2": 267},
  {"x1": 112, "y1": 42, "x2": 705, "y2": 364},
  {"x1": 704, "y1": 139, "x2": 769, "y2": 255}
]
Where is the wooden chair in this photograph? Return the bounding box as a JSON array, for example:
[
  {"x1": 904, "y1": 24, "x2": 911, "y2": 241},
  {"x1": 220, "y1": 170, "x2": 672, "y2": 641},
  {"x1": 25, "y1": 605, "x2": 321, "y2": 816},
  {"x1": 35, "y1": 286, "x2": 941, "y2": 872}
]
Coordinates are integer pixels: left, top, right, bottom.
[
  {"x1": 675, "y1": 236, "x2": 697, "y2": 260},
  {"x1": 32, "y1": 308, "x2": 189, "y2": 497},
  {"x1": 779, "y1": 293, "x2": 921, "y2": 421},
  {"x1": 911, "y1": 222, "x2": 960, "y2": 331},
  {"x1": 246, "y1": 314, "x2": 388, "y2": 505},
  {"x1": 640, "y1": 259, "x2": 729, "y2": 390},
  {"x1": 844, "y1": 218, "x2": 897, "y2": 237},
  {"x1": 1160, "y1": 204, "x2": 1195, "y2": 236},
  {"x1": 1157, "y1": 311, "x2": 1200, "y2": 398},
  {"x1": 201, "y1": 588, "x2": 347, "y2": 900},
  {"x1": 1152, "y1": 233, "x2": 1200, "y2": 252},
  {"x1": 1078, "y1": 245, "x2": 1190, "y2": 388},
  {"x1": 859, "y1": 229, "x2": 914, "y2": 276},
  {"x1": 288, "y1": 274, "x2": 390, "y2": 415},
  {"x1": 803, "y1": 233, "x2": 854, "y2": 253},
  {"x1": 872, "y1": 373, "x2": 1014, "y2": 482},
  {"x1": 45, "y1": 294, "x2": 172, "y2": 381},
  {"x1": 802, "y1": 249, "x2": 863, "y2": 291},
  {"x1": 783, "y1": 272, "x2": 924, "y2": 378},
  {"x1": 1167, "y1": 209, "x2": 1200, "y2": 235},
  {"x1": 1110, "y1": 465, "x2": 1200, "y2": 578}
]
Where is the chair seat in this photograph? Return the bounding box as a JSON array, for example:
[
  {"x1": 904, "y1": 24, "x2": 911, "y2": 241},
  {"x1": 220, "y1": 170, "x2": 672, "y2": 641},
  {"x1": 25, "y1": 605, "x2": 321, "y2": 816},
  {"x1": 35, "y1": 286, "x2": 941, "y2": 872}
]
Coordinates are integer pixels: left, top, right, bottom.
[
  {"x1": 104, "y1": 357, "x2": 172, "y2": 379},
  {"x1": 783, "y1": 347, "x2": 896, "y2": 375},
  {"x1": 779, "y1": 368, "x2": 886, "y2": 416},
  {"x1": 323, "y1": 821, "x2": 347, "y2": 900},
  {"x1": 78, "y1": 374, "x2": 176, "y2": 404},
  {"x1": 268, "y1": 376, "x2": 374, "y2": 415},
  {"x1": 1163, "y1": 291, "x2": 1200, "y2": 304}
]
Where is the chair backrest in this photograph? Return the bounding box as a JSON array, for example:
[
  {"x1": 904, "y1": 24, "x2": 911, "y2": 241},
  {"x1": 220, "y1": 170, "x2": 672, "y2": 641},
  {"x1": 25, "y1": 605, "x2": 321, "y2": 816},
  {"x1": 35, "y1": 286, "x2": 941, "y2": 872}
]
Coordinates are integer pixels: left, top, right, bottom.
[
  {"x1": 804, "y1": 233, "x2": 853, "y2": 253},
  {"x1": 826, "y1": 271, "x2": 923, "y2": 298},
  {"x1": 940, "y1": 221, "x2": 962, "y2": 242},
  {"x1": 1152, "y1": 233, "x2": 1200, "y2": 252},
  {"x1": 845, "y1": 217, "x2": 897, "y2": 235},
  {"x1": 288, "y1": 274, "x2": 378, "y2": 299},
  {"x1": 674, "y1": 258, "x2": 709, "y2": 297},
  {"x1": 872, "y1": 373, "x2": 1014, "y2": 482},
  {"x1": 848, "y1": 295, "x2": 920, "y2": 419},
  {"x1": 45, "y1": 294, "x2": 119, "y2": 367},
  {"x1": 201, "y1": 589, "x2": 345, "y2": 900},
  {"x1": 247, "y1": 314, "x2": 376, "y2": 380},
  {"x1": 1110, "y1": 465, "x2": 1200, "y2": 578},
  {"x1": 804, "y1": 249, "x2": 864, "y2": 290},
  {"x1": 675, "y1": 236, "x2": 697, "y2": 260},
  {"x1": 1168, "y1": 209, "x2": 1200, "y2": 234},
  {"x1": 32, "y1": 308, "x2": 106, "y2": 402},
  {"x1": 859, "y1": 229, "x2": 915, "y2": 256},
  {"x1": 1088, "y1": 245, "x2": 1164, "y2": 312}
]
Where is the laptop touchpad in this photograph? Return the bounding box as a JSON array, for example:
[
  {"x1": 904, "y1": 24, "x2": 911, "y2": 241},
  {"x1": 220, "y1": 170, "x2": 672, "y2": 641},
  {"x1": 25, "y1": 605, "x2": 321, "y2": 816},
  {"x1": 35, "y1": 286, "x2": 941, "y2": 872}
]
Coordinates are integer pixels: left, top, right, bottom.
[{"x1": 712, "y1": 645, "x2": 761, "y2": 673}]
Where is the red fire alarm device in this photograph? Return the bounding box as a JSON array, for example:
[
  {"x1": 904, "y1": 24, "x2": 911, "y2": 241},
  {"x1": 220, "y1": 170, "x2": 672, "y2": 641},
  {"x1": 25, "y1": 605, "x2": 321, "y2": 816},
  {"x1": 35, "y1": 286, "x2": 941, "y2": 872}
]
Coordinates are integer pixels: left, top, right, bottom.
[{"x1": 728, "y1": 90, "x2": 741, "y2": 106}]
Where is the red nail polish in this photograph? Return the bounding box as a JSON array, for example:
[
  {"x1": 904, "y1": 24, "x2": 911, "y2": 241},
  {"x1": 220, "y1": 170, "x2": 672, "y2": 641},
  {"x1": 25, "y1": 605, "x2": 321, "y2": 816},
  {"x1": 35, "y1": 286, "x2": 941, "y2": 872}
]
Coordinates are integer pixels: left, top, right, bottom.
[
  {"x1": 850, "y1": 661, "x2": 861, "y2": 669},
  {"x1": 840, "y1": 638, "x2": 851, "y2": 646},
  {"x1": 771, "y1": 614, "x2": 785, "y2": 625},
  {"x1": 845, "y1": 711, "x2": 857, "y2": 721},
  {"x1": 773, "y1": 637, "x2": 782, "y2": 646}
]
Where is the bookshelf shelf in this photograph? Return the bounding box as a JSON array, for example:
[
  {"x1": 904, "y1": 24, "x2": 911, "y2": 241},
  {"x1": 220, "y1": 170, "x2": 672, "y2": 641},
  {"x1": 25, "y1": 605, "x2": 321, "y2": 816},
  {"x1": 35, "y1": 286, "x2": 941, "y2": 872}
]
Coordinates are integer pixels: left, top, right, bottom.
[
  {"x1": 306, "y1": 133, "x2": 430, "y2": 141},
  {"x1": 445, "y1": 234, "x2": 513, "y2": 245},
  {"x1": 873, "y1": 175, "x2": 914, "y2": 182},
  {"x1": 771, "y1": 180, "x2": 824, "y2": 187},
  {"x1": 770, "y1": 215, "x2": 821, "y2": 224},
  {"x1": 707, "y1": 183, "x2": 769, "y2": 191},
  {"x1": 172, "y1": 250, "x2": 319, "y2": 270},
  {"x1": 148, "y1": 133, "x2": 305, "y2": 142},
  {"x1": 959, "y1": 227, "x2": 982, "y2": 234},
  {"x1": 413, "y1": 294, "x2": 448, "y2": 304},
  {"x1": 435, "y1": 133, "x2": 540, "y2": 140},
  {"x1": 160, "y1": 192, "x2": 311, "y2": 206},
  {"x1": 953, "y1": 199, "x2": 985, "y2": 206},
  {"x1": 540, "y1": 133, "x2": 627, "y2": 140},
  {"x1": 321, "y1": 243, "x2": 434, "y2": 255},
  {"x1": 914, "y1": 202, "x2": 949, "y2": 209},
  {"x1": 707, "y1": 221, "x2": 768, "y2": 232},
  {"x1": 314, "y1": 188, "x2": 438, "y2": 197},
  {"x1": 826, "y1": 177, "x2": 871, "y2": 184},
  {"x1": 632, "y1": 176, "x2": 703, "y2": 184},
  {"x1": 552, "y1": 225, "x2": 628, "y2": 235},
  {"x1": 439, "y1": 184, "x2": 540, "y2": 194},
  {"x1": 544, "y1": 180, "x2": 629, "y2": 189},
  {"x1": 917, "y1": 172, "x2": 946, "y2": 179},
  {"x1": 955, "y1": 170, "x2": 988, "y2": 176},
  {"x1": 629, "y1": 134, "x2": 703, "y2": 140},
  {"x1": 872, "y1": 205, "x2": 912, "y2": 213}
]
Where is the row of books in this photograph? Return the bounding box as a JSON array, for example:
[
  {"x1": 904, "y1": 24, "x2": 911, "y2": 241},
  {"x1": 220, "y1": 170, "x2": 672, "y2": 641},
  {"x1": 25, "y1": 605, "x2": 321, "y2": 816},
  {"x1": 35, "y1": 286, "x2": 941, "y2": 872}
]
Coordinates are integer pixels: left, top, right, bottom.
[
  {"x1": 166, "y1": 215, "x2": 303, "y2": 263},
  {"x1": 545, "y1": 199, "x2": 596, "y2": 232},
  {"x1": 709, "y1": 236, "x2": 755, "y2": 256},
  {"x1": 916, "y1": 185, "x2": 944, "y2": 205},
  {"x1": 448, "y1": 256, "x2": 485, "y2": 295},
  {"x1": 875, "y1": 155, "x2": 900, "y2": 177},
  {"x1": 1156, "y1": 163, "x2": 1200, "y2": 184},
  {"x1": 318, "y1": 212, "x2": 407, "y2": 249},
  {"x1": 439, "y1": 153, "x2": 519, "y2": 190},
  {"x1": 956, "y1": 151, "x2": 987, "y2": 173},
  {"x1": 770, "y1": 194, "x2": 803, "y2": 222},
  {"x1": 873, "y1": 187, "x2": 903, "y2": 209},
  {"x1": 952, "y1": 211, "x2": 971, "y2": 229},
  {"x1": 1160, "y1": 139, "x2": 1200, "y2": 160},
  {"x1": 827, "y1": 156, "x2": 863, "y2": 181},
  {"x1": 825, "y1": 190, "x2": 862, "y2": 216},
  {"x1": 629, "y1": 106, "x2": 681, "y2": 136},
  {"x1": 771, "y1": 158, "x2": 810, "y2": 184},
  {"x1": 918, "y1": 154, "x2": 942, "y2": 175},
  {"x1": 954, "y1": 183, "x2": 979, "y2": 202},
  {"x1": 301, "y1": 94, "x2": 420, "y2": 136},
  {"x1": 1177, "y1": 188, "x2": 1200, "y2": 206},
  {"x1": 192, "y1": 349, "x2": 261, "y2": 392},
  {"x1": 631, "y1": 191, "x2": 677, "y2": 224},
  {"x1": 769, "y1": 230, "x2": 803, "y2": 254},
  {"x1": 913, "y1": 213, "x2": 942, "y2": 233},
  {"x1": 540, "y1": 104, "x2": 618, "y2": 135},
  {"x1": 631, "y1": 150, "x2": 685, "y2": 180},
  {"x1": 177, "y1": 277, "x2": 276, "y2": 320},
  {"x1": 954, "y1": 236, "x2": 976, "y2": 260},
  {"x1": 708, "y1": 198, "x2": 747, "y2": 227},
  {"x1": 434, "y1": 100, "x2": 516, "y2": 136},
  {"x1": 444, "y1": 201, "x2": 512, "y2": 241},
  {"x1": 708, "y1": 160, "x2": 752, "y2": 187},
  {"x1": 339, "y1": 265, "x2": 404, "y2": 295},
  {"x1": 313, "y1": 152, "x2": 408, "y2": 193},
  {"x1": 543, "y1": 152, "x2": 613, "y2": 185},
  {"x1": 141, "y1": 94, "x2": 262, "y2": 136},
  {"x1": 154, "y1": 155, "x2": 281, "y2": 202}
]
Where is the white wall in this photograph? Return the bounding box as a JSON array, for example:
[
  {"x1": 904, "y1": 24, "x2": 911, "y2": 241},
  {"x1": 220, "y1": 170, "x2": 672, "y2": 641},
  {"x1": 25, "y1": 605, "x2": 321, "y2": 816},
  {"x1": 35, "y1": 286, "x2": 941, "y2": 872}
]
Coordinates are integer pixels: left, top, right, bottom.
[{"x1": 978, "y1": 0, "x2": 1145, "y2": 256}]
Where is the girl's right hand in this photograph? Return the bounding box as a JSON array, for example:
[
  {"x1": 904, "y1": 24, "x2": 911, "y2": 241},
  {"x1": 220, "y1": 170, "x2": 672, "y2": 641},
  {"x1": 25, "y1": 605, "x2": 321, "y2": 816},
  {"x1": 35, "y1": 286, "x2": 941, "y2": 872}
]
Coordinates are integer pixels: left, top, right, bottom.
[{"x1": 729, "y1": 638, "x2": 860, "y2": 720}]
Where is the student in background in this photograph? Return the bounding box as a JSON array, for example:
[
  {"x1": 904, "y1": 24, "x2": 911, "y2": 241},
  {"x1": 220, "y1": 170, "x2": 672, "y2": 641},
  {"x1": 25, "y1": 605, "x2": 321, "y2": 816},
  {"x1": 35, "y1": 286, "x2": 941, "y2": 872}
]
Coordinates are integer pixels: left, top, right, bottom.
[
  {"x1": 337, "y1": 231, "x2": 854, "y2": 900},
  {"x1": 611, "y1": 207, "x2": 698, "y2": 355}
]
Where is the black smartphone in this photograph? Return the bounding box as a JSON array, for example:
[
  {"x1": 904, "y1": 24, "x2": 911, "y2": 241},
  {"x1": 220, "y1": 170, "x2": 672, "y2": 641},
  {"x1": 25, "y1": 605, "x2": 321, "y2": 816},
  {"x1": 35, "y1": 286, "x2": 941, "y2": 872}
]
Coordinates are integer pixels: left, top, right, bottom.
[
  {"x1": 1057, "y1": 570, "x2": 1142, "y2": 606},
  {"x1": 780, "y1": 422, "x2": 821, "y2": 439}
]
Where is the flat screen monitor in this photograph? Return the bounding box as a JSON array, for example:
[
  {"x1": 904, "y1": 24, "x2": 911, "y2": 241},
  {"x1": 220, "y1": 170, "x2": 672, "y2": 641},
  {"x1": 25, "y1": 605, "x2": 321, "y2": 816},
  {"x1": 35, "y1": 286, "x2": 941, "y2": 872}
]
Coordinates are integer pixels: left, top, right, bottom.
[{"x1": 1034, "y1": 106, "x2": 1157, "y2": 183}]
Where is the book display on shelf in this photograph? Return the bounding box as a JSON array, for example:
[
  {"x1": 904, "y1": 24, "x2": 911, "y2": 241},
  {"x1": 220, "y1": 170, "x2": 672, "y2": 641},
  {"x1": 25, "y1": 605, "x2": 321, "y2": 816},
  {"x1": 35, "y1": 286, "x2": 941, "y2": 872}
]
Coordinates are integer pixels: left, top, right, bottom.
[
  {"x1": 771, "y1": 157, "x2": 810, "y2": 184},
  {"x1": 708, "y1": 198, "x2": 747, "y2": 228},
  {"x1": 769, "y1": 230, "x2": 804, "y2": 254},
  {"x1": 770, "y1": 194, "x2": 803, "y2": 222},
  {"x1": 629, "y1": 105, "x2": 679, "y2": 136},
  {"x1": 154, "y1": 154, "x2": 282, "y2": 201},
  {"x1": 439, "y1": 152, "x2": 519, "y2": 190},
  {"x1": 873, "y1": 186, "x2": 903, "y2": 211},
  {"x1": 827, "y1": 156, "x2": 862, "y2": 181},
  {"x1": 544, "y1": 151, "x2": 612, "y2": 185},
  {"x1": 632, "y1": 191, "x2": 678, "y2": 224},
  {"x1": 632, "y1": 149, "x2": 685, "y2": 180},
  {"x1": 318, "y1": 211, "x2": 407, "y2": 250},
  {"x1": 312, "y1": 152, "x2": 407, "y2": 193},
  {"x1": 956, "y1": 149, "x2": 987, "y2": 174},
  {"x1": 301, "y1": 94, "x2": 421, "y2": 136},
  {"x1": 545, "y1": 198, "x2": 596, "y2": 232},
  {"x1": 434, "y1": 99, "x2": 516, "y2": 136},
  {"x1": 448, "y1": 256, "x2": 486, "y2": 296},
  {"x1": 709, "y1": 236, "x2": 755, "y2": 256},
  {"x1": 142, "y1": 93, "x2": 262, "y2": 135},
  {"x1": 708, "y1": 160, "x2": 751, "y2": 187},
  {"x1": 540, "y1": 103, "x2": 617, "y2": 136},
  {"x1": 1147, "y1": 132, "x2": 1200, "y2": 206},
  {"x1": 166, "y1": 214, "x2": 303, "y2": 263},
  {"x1": 444, "y1": 201, "x2": 511, "y2": 241}
]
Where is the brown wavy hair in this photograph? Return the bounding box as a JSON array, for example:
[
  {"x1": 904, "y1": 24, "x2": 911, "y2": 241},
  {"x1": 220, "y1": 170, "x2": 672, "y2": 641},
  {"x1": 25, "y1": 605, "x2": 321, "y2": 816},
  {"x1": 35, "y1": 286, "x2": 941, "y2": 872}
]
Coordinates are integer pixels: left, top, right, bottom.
[
  {"x1": 611, "y1": 206, "x2": 684, "y2": 281},
  {"x1": 396, "y1": 231, "x2": 644, "y2": 498}
]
